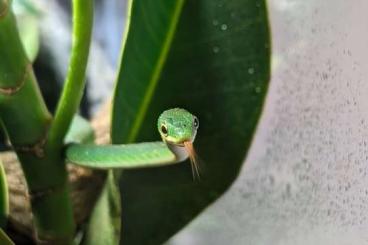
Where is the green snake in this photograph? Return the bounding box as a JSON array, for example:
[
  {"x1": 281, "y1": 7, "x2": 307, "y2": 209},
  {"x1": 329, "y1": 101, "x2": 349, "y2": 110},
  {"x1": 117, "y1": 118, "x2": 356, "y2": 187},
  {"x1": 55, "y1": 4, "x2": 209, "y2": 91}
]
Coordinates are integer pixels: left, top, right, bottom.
[{"x1": 65, "y1": 108, "x2": 200, "y2": 177}]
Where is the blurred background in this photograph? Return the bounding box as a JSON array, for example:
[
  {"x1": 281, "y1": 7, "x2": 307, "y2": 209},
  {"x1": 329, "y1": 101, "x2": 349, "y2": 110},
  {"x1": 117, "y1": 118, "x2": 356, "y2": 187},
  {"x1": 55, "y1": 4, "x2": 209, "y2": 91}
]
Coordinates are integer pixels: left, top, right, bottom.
[
  {"x1": 13, "y1": 0, "x2": 368, "y2": 244},
  {"x1": 13, "y1": 0, "x2": 127, "y2": 116}
]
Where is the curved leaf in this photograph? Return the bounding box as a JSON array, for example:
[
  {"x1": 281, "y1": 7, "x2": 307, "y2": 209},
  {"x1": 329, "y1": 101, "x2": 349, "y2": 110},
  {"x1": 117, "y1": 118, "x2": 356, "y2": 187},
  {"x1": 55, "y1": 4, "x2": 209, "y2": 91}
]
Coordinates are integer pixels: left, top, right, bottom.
[
  {"x1": 14, "y1": 0, "x2": 41, "y2": 62},
  {"x1": 112, "y1": 0, "x2": 185, "y2": 143},
  {"x1": 64, "y1": 115, "x2": 95, "y2": 144},
  {"x1": 83, "y1": 172, "x2": 121, "y2": 245},
  {"x1": 111, "y1": 0, "x2": 270, "y2": 244},
  {"x1": 17, "y1": 14, "x2": 39, "y2": 62},
  {"x1": 0, "y1": 161, "x2": 8, "y2": 228},
  {"x1": 0, "y1": 228, "x2": 14, "y2": 245}
]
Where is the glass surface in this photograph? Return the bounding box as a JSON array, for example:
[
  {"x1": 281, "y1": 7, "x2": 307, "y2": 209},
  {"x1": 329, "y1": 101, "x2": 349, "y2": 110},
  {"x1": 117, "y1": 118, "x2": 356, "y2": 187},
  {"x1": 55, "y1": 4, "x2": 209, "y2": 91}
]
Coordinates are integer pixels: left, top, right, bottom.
[{"x1": 169, "y1": 1, "x2": 368, "y2": 244}]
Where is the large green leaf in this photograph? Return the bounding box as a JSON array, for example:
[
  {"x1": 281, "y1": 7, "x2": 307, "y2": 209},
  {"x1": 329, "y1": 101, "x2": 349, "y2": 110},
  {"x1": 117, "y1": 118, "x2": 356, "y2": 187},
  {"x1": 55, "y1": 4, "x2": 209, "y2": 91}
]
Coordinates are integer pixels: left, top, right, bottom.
[{"x1": 111, "y1": 0, "x2": 270, "y2": 244}]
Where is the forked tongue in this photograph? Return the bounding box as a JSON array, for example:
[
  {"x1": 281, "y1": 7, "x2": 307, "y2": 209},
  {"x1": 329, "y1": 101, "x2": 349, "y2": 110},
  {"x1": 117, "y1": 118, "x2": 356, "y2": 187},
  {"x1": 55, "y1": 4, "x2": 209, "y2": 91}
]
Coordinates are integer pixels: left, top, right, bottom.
[{"x1": 183, "y1": 141, "x2": 200, "y2": 180}]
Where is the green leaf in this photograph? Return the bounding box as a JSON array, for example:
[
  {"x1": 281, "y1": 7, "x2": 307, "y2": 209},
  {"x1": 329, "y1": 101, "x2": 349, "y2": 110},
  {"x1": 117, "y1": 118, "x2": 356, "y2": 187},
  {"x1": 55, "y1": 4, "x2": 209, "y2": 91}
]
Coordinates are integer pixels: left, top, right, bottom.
[
  {"x1": 16, "y1": 14, "x2": 39, "y2": 62},
  {"x1": 112, "y1": 0, "x2": 185, "y2": 143},
  {"x1": 0, "y1": 228, "x2": 14, "y2": 245},
  {"x1": 64, "y1": 115, "x2": 95, "y2": 144},
  {"x1": 83, "y1": 172, "x2": 121, "y2": 245},
  {"x1": 111, "y1": 0, "x2": 270, "y2": 244},
  {"x1": 14, "y1": 0, "x2": 41, "y2": 62},
  {"x1": 0, "y1": 161, "x2": 8, "y2": 228}
]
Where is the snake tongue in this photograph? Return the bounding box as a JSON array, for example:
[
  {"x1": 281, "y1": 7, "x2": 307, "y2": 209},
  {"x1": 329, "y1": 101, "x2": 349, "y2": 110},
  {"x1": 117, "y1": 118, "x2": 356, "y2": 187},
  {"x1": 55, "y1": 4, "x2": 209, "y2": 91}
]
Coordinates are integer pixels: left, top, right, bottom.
[{"x1": 183, "y1": 141, "x2": 200, "y2": 180}]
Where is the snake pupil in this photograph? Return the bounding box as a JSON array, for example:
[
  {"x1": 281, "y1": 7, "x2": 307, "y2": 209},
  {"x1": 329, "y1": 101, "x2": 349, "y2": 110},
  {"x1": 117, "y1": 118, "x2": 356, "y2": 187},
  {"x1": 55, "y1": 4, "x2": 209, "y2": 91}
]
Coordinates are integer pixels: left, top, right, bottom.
[
  {"x1": 161, "y1": 125, "x2": 168, "y2": 135},
  {"x1": 193, "y1": 117, "x2": 199, "y2": 128}
]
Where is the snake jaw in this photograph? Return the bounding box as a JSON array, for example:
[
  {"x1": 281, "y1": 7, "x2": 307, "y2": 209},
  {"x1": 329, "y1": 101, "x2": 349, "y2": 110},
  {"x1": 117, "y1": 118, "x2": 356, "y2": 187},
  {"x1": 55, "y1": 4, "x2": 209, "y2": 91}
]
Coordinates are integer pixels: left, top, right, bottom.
[{"x1": 163, "y1": 135, "x2": 194, "y2": 146}]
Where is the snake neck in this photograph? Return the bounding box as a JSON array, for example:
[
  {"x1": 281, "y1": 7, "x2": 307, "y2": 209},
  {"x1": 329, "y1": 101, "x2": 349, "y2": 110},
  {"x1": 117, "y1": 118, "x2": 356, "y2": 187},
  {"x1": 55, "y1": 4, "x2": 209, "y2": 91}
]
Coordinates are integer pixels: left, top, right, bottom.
[{"x1": 166, "y1": 143, "x2": 189, "y2": 162}]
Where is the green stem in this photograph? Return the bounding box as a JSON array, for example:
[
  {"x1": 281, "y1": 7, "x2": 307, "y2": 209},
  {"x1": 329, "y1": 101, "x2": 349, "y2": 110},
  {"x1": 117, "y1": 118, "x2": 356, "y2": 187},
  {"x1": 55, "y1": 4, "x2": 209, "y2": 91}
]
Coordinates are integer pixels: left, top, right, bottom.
[
  {"x1": 47, "y1": 0, "x2": 93, "y2": 147},
  {"x1": 0, "y1": 2, "x2": 75, "y2": 244}
]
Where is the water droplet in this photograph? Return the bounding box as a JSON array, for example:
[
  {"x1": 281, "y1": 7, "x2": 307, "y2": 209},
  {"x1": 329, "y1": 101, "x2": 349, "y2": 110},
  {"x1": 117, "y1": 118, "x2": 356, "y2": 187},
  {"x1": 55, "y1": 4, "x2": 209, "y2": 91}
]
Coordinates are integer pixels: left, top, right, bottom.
[
  {"x1": 213, "y1": 46, "x2": 220, "y2": 53},
  {"x1": 248, "y1": 67, "x2": 255, "y2": 74},
  {"x1": 212, "y1": 19, "x2": 219, "y2": 26},
  {"x1": 285, "y1": 183, "x2": 291, "y2": 197},
  {"x1": 255, "y1": 86, "x2": 261, "y2": 93},
  {"x1": 267, "y1": 175, "x2": 275, "y2": 186},
  {"x1": 221, "y1": 24, "x2": 228, "y2": 31}
]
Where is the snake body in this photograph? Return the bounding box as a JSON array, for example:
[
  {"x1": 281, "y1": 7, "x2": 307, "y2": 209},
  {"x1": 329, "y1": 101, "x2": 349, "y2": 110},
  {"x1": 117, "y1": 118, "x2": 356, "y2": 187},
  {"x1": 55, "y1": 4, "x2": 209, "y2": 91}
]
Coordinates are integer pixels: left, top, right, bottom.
[
  {"x1": 66, "y1": 108, "x2": 199, "y2": 170},
  {"x1": 66, "y1": 142, "x2": 176, "y2": 169}
]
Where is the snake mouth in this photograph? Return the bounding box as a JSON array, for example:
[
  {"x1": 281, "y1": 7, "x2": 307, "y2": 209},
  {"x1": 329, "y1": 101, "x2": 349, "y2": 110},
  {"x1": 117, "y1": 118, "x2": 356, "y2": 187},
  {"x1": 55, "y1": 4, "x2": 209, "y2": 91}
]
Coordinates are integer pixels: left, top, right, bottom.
[{"x1": 166, "y1": 139, "x2": 192, "y2": 147}]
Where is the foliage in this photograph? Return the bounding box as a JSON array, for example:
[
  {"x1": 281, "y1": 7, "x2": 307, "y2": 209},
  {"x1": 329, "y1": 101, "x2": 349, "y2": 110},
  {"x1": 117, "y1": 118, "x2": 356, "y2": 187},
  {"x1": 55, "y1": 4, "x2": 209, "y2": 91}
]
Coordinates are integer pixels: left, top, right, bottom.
[{"x1": 111, "y1": 0, "x2": 270, "y2": 244}]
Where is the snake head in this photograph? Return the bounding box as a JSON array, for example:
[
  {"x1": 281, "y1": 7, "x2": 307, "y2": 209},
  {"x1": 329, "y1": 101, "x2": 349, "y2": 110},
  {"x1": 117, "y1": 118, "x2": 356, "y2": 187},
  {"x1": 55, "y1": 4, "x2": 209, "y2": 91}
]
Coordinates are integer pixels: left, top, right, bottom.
[
  {"x1": 158, "y1": 108, "x2": 200, "y2": 179},
  {"x1": 157, "y1": 108, "x2": 199, "y2": 146}
]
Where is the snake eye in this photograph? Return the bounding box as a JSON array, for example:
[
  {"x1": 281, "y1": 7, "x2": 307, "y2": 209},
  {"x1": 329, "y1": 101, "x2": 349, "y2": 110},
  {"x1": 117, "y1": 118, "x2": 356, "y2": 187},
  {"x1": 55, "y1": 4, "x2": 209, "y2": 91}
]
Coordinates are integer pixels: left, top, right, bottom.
[
  {"x1": 161, "y1": 125, "x2": 168, "y2": 135},
  {"x1": 193, "y1": 117, "x2": 199, "y2": 128}
]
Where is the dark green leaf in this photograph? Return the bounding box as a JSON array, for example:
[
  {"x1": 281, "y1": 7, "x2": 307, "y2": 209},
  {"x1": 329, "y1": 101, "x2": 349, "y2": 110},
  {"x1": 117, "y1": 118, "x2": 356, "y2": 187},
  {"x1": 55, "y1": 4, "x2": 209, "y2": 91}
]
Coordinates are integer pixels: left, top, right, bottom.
[
  {"x1": 111, "y1": 0, "x2": 270, "y2": 244},
  {"x1": 112, "y1": 0, "x2": 185, "y2": 143}
]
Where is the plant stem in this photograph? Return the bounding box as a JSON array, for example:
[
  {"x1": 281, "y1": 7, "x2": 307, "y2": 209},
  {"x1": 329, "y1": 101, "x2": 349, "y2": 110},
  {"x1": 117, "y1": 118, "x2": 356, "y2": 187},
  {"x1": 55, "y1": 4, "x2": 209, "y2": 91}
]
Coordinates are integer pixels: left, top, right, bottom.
[
  {"x1": 47, "y1": 0, "x2": 94, "y2": 148},
  {"x1": 0, "y1": 2, "x2": 75, "y2": 244}
]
